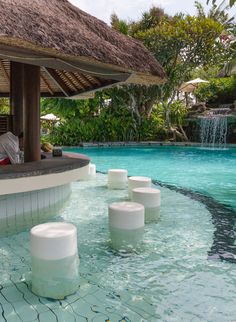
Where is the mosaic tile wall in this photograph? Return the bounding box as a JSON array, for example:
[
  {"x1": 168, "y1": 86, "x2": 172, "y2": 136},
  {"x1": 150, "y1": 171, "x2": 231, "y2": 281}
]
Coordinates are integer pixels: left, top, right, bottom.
[{"x1": 0, "y1": 184, "x2": 71, "y2": 236}]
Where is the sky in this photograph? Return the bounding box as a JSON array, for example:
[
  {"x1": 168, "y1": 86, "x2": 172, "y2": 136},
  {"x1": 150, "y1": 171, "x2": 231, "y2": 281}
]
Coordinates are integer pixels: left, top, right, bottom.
[{"x1": 69, "y1": 0, "x2": 236, "y2": 24}]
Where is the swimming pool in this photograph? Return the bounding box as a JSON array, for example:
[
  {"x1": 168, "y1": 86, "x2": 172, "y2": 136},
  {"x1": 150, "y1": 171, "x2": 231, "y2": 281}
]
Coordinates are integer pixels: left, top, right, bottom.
[
  {"x1": 66, "y1": 145, "x2": 236, "y2": 211},
  {"x1": 0, "y1": 145, "x2": 235, "y2": 321}
]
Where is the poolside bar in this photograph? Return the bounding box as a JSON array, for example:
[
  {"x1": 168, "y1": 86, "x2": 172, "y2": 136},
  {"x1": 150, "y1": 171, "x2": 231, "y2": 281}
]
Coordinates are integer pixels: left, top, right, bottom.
[{"x1": 0, "y1": 0, "x2": 165, "y2": 235}]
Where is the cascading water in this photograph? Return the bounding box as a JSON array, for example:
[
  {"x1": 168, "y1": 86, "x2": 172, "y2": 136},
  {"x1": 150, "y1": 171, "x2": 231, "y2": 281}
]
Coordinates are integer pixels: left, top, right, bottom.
[{"x1": 200, "y1": 108, "x2": 229, "y2": 148}]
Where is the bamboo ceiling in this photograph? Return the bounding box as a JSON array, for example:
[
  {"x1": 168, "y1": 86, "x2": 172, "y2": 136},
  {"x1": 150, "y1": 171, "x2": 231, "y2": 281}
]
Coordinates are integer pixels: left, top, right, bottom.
[{"x1": 0, "y1": 59, "x2": 120, "y2": 99}]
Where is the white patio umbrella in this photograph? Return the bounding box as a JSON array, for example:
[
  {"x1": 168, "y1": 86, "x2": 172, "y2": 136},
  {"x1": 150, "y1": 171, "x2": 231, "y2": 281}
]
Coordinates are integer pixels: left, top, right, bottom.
[
  {"x1": 40, "y1": 113, "x2": 60, "y2": 122},
  {"x1": 179, "y1": 78, "x2": 209, "y2": 93}
]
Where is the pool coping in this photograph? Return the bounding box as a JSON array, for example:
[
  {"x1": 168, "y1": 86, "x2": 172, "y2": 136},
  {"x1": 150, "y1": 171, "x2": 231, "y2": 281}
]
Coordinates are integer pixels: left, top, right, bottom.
[{"x1": 63, "y1": 141, "x2": 236, "y2": 148}]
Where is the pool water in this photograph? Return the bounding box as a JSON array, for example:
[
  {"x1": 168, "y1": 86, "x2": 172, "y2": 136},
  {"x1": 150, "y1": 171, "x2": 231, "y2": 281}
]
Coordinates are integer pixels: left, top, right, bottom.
[
  {"x1": 0, "y1": 174, "x2": 235, "y2": 321},
  {"x1": 0, "y1": 146, "x2": 235, "y2": 321},
  {"x1": 66, "y1": 146, "x2": 236, "y2": 211}
]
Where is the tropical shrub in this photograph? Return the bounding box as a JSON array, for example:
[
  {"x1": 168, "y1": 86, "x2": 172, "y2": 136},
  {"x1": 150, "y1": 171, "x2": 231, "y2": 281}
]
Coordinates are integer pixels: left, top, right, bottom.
[
  {"x1": 0, "y1": 98, "x2": 10, "y2": 114},
  {"x1": 47, "y1": 107, "x2": 167, "y2": 145},
  {"x1": 195, "y1": 76, "x2": 236, "y2": 104}
]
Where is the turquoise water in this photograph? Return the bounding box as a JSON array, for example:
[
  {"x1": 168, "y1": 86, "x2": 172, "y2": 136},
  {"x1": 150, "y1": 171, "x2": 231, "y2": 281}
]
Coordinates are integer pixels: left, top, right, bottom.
[
  {"x1": 0, "y1": 146, "x2": 235, "y2": 321},
  {"x1": 65, "y1": 146, "x2": 236, "y2": 210},
  {"x1": 1, "y1": 174, "x2": 235, "y2": 321}
]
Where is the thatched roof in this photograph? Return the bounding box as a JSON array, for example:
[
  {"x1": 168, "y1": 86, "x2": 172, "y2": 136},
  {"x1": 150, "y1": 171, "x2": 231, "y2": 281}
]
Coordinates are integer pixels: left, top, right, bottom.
[{"x1": 0, "y1": 0, "x2": 165, "y2": 97}]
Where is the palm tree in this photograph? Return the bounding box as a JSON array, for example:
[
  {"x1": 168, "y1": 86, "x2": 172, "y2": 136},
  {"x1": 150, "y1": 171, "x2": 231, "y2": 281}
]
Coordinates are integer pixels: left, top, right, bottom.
[
  {"x1": 207, "y1": 0, "x2": 236, "y2": 7},
  {"x1": 195, "y1": 0, "x2": 235, "y2": 29}
]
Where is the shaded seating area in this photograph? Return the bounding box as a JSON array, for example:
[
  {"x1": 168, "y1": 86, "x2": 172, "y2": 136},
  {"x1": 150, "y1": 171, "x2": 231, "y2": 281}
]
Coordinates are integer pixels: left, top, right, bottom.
[
  {"x1": 0, "y1": 0, "x2": 165, "y2": 238},
  {"x1": 0, "y1": 0, "x2": 165, "y2": 166}
]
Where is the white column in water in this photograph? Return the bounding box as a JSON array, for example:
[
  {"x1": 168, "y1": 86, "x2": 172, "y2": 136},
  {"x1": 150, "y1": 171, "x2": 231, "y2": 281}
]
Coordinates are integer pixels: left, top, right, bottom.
[
  {"x1": 30, "y1": 222, "x2": 79, "y2": 299},
  {"x1": 108, "y1": 201, "x2": 144, "y2": 251}
]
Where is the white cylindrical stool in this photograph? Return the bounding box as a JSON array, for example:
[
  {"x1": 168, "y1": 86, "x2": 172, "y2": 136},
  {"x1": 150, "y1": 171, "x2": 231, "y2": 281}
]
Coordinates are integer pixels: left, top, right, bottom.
[
  {"x1": 108, "y1": 169, "x2": 128, "y2": 189},
  {"x1": 108, "y1": 201, "x2": 144, "y2": 251},
  {"x1": 31, "y1": 222, "x2": 79, "y2": 299},
  {"x1": 128, "y1": 176, "x2": 152, "y2": 199},
  {"x1": 132, "y1": 187, "x2": 161, "y2": 223},
  {"x1": 89, "y1": 163, "x2": 96, "y2": 178}
]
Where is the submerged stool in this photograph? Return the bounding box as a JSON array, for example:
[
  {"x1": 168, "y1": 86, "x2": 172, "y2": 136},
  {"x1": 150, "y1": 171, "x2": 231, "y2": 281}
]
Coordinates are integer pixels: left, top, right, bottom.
[
  {"x1": 108, "y1": 201, "x2": 144, "y2": 251},
  {"x1": 89, "y1": 163, "x2": 96, "y2": 178},
  {"x1": 128, "y1": 176, "x2": 152, "y2": 199},
  {"x1": 132, "y1": 187, "x2": 161, "y2": 223},
  {"x1": 108, "y1": 169, "x2": 128, "y2": 189},
  {"x1": 31, "y1": 222, "x2": 79, "y2": 299}
]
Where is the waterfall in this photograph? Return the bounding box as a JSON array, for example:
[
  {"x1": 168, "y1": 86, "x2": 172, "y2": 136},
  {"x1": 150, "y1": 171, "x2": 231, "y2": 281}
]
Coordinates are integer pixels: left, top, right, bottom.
[{"x1": 200, "y1": 110, "x2": 228, "y2": 148}]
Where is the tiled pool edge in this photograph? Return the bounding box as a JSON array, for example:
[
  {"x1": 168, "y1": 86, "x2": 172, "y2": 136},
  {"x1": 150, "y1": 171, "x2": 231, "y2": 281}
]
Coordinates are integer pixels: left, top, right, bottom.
[{"x1": 64, "y1": 141, "x2": 236, "y2": 148}]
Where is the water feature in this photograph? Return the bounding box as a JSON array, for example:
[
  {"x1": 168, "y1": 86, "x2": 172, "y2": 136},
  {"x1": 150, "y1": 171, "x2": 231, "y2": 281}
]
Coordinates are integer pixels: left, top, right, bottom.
[{"x1": 199, "y1": 108, "x2": 230, "y2": 148}]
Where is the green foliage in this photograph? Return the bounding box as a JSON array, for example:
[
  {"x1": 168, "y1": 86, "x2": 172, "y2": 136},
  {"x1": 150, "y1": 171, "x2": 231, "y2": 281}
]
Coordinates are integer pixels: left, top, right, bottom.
[
  {"x1": 195, "y1": 76, "x2": 236, "y2": 103},
  {"x1": 136, "y1": 15, "x2": 225, "y2": 72},
  {"x1": 153, "y1": 101, "x2": 187, "y2": 126},
  {"x1": 169, "y1": 100, "x2": 188, "y2": 125},
  {"x1": 108, "y1": 5, "x2": 234, "y2": 128},
  {"x1": 207, "y1": 0, "x2": 236, "y2": 7},
  {"x1": 224, "y1": 55, "x2": 236, "y2": 75},
  {"x1": 41, "y1": 96, "x2": 101, "y2": 120},
  {"x1": 0, "y1": 99, "x2": 10, "y2": 114},
  {"x1": 42, "y1": 3, "x2": 236, "y2": 145},
  {"x1": 124, "y1": 7, "x2": 228, "y2": 104},
  {"x1": 130, "y1": 6, "x2": 168, "y2": 34},
  {"x1": 110, "y1": 13, "x2": 129, "y2": 35},
  {"x1": 190, "y1": 65, "x2": 220, "y2": 79},
  {"x1": 47, "y1": 104, "x2": 167, "y2": 145},
  {"x1": 196, "y1": 0, "x2": 235, "y2": 29}
]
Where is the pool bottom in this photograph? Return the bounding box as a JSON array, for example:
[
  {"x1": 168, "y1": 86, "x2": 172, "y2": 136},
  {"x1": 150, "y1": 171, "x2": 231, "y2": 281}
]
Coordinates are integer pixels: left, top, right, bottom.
[
  {"x1": 152, "y1": 179, "x2": 236, "y2": 263},
  {"x1": 0, "y1": 173, "x2": 235, "y2": 322}
]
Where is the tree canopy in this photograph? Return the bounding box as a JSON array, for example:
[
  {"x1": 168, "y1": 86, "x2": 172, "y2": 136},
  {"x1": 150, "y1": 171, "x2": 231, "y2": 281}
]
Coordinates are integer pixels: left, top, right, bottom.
[{"x1": 43, "y1": 1, "x2": 236, "y2": 143}]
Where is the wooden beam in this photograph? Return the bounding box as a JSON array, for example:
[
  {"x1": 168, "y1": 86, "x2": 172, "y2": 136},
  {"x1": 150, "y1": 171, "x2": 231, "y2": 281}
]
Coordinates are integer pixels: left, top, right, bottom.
[
  {"x1": 43, "y1": 67, "x2": 71, "y2": 97},
  {"x1": 69, "y1": 80, "x2": 119, "y2": 99},
  {"x1": 41, "y1": 74, "x2": 54, "y2": 95},
  {"x1": 66, "y1": 72, "x2": 86, "y2": 90},
  {"x1": 75, "y1": 72, "x2": 95, "y2": 88},
  {"x1": 10, "y1": 62, "x2": 24, "y2": 137},
  {"x1": 23, "y1": 64, "x2": 41, "y2": 162},
  {"x1": 0, "y1": 60, "x2": 10, "y2": 83},
  {"x1": 85, "y1": 75, "x2": 102, "y2": 86},
  {"x1": 60, "y1": 71, "x2": 79, "y2": 92},
  {"x1": 0, "y1": 92, "x2": 66, "y2": 98}
]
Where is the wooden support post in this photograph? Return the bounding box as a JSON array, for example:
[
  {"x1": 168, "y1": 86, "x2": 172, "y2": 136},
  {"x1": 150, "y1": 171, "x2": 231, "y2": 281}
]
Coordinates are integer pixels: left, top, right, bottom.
[
  {"x1": 10, "y1": 61, "x2": 24, "y2": 136},
  {"x1": 23, "y1": 64, "x2": 41, "y2": 162}
]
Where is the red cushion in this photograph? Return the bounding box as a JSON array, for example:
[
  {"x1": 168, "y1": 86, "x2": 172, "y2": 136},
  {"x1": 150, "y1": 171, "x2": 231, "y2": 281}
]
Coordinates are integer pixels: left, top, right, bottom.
[{"x1": 0, "y1": 157, "x2": 10, "y2": 165}]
